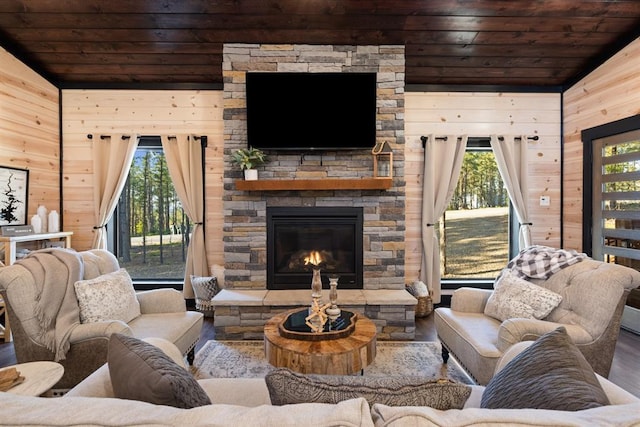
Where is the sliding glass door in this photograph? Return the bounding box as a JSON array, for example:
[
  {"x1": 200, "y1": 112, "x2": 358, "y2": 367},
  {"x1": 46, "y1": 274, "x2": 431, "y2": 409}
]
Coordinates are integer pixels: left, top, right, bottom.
[{"x1": 583, "y1": 116, "x2": 640, "y2": 269}]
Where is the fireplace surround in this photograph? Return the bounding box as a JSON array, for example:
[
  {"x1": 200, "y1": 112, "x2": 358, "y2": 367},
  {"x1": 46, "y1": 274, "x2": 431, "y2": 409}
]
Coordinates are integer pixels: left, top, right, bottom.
[{"x1": 267, "y1": 207, "x2": 363, "y2": 290}]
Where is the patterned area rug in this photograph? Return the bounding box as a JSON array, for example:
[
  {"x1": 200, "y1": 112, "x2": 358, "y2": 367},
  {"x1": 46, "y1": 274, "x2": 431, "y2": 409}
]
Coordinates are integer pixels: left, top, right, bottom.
[{"x1": 191, "y1": 340, "x2": 474, "y2": 384}]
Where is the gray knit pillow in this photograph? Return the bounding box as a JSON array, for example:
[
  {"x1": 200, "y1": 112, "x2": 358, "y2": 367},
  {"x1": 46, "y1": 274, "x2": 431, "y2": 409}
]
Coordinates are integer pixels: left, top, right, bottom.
[
  {"x1": 481, "y1": 327, "x2": 610, "y2": 411},
  {"x1": 108, "y1": 333, "x2": 211, "y2": 409},
  {"x1": 265, "y1": 368, "x2": 471, "y2": 409}
]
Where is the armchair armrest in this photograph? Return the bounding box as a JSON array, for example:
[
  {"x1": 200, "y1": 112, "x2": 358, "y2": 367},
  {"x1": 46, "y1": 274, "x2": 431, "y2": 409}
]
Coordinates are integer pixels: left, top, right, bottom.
[
  {"x1": 68, "y1": 320, "x2": 132, "y2": 343},
  {"x1": 450, "y1": 287, "x2": 493, "y2": 313},
  {"x1": 497, "y1": 318, "x2": 592, "y2": 352},
  {"x1": 136, "y1": 288, "x2": 186, "y2": 314}
]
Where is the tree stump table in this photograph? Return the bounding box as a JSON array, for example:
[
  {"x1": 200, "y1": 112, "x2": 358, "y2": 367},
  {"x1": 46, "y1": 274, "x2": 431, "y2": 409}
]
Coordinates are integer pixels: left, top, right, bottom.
[{"x1": 264, "y1": 308, "x2": 377, "y2": 375}]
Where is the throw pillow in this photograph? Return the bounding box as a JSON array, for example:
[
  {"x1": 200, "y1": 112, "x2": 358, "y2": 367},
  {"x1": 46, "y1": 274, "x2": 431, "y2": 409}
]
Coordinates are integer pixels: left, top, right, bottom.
[
  {"x1": 108, "y1": 333, "x2": 211, "y2": 409},
  {"x1": 480, "y1": 326, "x2": 610, "y2": 411},
  {"x1": 484, "y1": 270, "x2": 563, "y2": 321},
  {"x1": 265, "y1": 368, "x2": 471, "y2": 409},
  {"x1": 190, "y1": 275, "x2": 218, "y2": 312},
  {"x1": 74, "y1": 268, "x2": 141, "y2": 323}
]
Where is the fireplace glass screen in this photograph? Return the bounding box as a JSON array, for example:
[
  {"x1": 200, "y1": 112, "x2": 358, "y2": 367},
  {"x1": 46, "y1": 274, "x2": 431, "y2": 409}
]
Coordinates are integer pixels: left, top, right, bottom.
[{"x1": 267, "y1": 207, "x2": 363, "y2": 290}]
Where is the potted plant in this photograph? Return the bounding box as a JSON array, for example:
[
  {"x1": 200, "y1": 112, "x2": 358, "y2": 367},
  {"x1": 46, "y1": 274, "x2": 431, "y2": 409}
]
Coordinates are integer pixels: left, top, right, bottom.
[{"x1": 231, "y1": 147, "x2": 268, "y2": 180}]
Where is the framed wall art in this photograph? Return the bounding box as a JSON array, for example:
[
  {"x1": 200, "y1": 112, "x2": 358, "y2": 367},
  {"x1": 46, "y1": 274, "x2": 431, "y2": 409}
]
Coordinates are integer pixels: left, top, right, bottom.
[{"x1": 0, "y1": 166, "x2": 29, "y2": 226}]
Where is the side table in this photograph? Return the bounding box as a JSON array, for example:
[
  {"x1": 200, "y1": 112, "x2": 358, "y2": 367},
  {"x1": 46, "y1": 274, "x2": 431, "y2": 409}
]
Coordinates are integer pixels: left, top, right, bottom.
[
  {"x1": 264, "y1": 308, "x2": 377, "y2": 375},
  {"x1": 1, "y1": 361, "x2": 64, "y2": 396}
]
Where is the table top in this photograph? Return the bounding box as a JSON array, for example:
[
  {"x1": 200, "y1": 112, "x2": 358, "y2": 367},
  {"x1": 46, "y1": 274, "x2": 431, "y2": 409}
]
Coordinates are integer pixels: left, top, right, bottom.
[
  {"x1": 264, "y1": 308, "x2": 377, "y2": 375},
  {"x1": 1, "y1": 361, "x2": 64, "y2": 396},
  {"x1": 0, "y1": 231, "x2": 73, "y2": 243}
]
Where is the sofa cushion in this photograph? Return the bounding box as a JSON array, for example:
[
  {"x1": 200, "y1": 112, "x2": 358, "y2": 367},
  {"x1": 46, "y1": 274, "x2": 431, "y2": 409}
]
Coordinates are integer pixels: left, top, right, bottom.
[
  {"x1": 108, "y1": 333, "x2": 211, "y2": 409},
  {"x1": 190, "y1": 275, "x2": 218, "y2": 311},
  {"x1": 484, "y1": 270, "x2": 562, "y2": 321},
  {"x1": 265, "y1": 368, "x2": 471, "y2": 409},
  {"x1": 0, "y1": 393, "x2": 376, "y2": 427},
  {"x1": 74, "y1": 268, "x2": 141, "y2": 323},
  {"x1": 371, "y1": 402, "x2": 640, "y2": 427},
  {"x1": 480, "y1": 326, "x2": 610, "y2": 411}
]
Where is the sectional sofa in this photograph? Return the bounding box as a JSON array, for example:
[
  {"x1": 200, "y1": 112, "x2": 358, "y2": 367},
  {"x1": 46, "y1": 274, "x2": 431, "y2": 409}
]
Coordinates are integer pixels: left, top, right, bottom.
[{"x1": 1, "y1": 332, "x2": 638, "y2": 427}]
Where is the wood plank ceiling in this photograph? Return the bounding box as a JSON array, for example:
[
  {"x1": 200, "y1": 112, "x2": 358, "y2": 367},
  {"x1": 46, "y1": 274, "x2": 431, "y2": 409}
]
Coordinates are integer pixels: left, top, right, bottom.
[{"x1": 0, "y1": 0, "x2": 639, "y2": 89}]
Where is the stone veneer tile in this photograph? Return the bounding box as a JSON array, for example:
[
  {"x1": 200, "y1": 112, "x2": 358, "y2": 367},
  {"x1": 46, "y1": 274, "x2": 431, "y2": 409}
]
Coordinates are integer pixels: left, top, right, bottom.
[
  {"x1": 363, "y1": 289, "x2": 416, "y2": 305},
  {"x1": 212, "y1": 289, "x2": 267, "y2": 306}
]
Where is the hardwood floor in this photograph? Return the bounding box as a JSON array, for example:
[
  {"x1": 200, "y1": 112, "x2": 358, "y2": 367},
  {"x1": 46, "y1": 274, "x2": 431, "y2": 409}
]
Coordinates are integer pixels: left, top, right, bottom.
[{"x1": 1, "y1": 313, "x2": 638, "y2": 397}]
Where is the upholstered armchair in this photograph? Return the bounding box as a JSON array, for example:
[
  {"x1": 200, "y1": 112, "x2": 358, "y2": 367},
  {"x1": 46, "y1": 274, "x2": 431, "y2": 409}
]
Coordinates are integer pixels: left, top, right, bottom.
[
  {"x1": 435, "y1": 257, "x2": 640, "y2": 385},
  {"x1": 0, "y1": 248, "x2": 203, "y2": 390}
]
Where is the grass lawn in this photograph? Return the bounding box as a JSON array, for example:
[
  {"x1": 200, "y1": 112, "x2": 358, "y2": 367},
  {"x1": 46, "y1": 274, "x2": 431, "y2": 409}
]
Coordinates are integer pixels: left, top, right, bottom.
[
  {"x1": 441, "y1": 207, "x2": 510, "y2": 279},
  {"x1": 118, "y1": 240, "x2": 186, "y2": 280}
]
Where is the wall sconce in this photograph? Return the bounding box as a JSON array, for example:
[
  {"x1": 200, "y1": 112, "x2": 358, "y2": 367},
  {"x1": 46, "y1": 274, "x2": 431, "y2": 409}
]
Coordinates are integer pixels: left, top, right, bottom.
[{"x1": 372, "y1": 141, "x2": 393, "y2": 178}]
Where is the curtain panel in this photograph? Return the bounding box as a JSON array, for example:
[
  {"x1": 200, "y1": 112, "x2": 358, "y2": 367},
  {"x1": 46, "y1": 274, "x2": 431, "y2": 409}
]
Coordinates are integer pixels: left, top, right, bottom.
[
  {"x1": 91, "y1": 134, "x2": 138, "y2": 249},
  {"x1": 420, "y1": 134, "x2": 468, "y2": 304},
  {"x1": 160, "y1": 134, "x2": 208, "y2": 299},
  {"x1": 490, "y1": 135, "x2": 532, "y2": 250}
]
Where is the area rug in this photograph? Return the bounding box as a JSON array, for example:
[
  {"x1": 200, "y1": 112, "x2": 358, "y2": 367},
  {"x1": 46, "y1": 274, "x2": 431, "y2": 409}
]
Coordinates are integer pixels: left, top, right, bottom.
[{"x1": 191, "y1": 340, "x2": 474, "y2": 385}]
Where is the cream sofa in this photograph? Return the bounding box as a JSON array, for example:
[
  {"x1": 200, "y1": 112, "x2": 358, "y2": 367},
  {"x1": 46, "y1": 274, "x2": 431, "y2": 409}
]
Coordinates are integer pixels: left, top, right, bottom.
[
  {"x1": 435, "y1": 257, "x2": 640, "y2": 385},
  {"x1": 0, "y1": 248, "x2": 203, "y2": 389},
  {"x1": 0, "y1": 338, "x2": 638, "y2": 427}
]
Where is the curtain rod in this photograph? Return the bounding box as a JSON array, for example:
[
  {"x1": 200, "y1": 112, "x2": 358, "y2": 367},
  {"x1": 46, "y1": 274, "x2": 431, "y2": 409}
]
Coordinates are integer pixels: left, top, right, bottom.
[
  {"x1": 86, "y1": 134, "x2": 207, "y2": 145},
  {"x1": 419, "y1": 135, "x2": 538, "y2": 148},
  {"x1": 86, "y1": 134, "x2": 131, "y2": 140}
]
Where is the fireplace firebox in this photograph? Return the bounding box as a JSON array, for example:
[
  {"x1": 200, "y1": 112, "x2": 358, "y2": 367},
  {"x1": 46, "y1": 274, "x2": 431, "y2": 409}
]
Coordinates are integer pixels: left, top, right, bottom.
[{"x1": 267, "y1": 207, "x2": 363, "y2": 290}]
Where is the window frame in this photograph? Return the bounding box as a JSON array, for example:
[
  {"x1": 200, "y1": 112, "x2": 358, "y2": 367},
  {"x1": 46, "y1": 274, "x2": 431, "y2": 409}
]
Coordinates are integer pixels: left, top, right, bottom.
[
  {"x1": 107, "y1": 135, "x2": 185, "y2": 290},
  {"x1": 440, "y1": 137, "x2": 518, "y2": 290}
]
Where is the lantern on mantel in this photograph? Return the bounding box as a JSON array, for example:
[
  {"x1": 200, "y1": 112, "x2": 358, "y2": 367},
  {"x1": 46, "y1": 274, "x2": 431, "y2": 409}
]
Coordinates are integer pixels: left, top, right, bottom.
[{"x1": 372, "y1": 141, "x2": 393, "y2": 178}]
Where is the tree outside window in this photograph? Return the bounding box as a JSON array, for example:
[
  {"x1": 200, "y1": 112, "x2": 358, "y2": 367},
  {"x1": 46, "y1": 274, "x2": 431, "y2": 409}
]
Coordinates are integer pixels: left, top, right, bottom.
[{"x1": 111, "y1": 138, "x2": 189, "y2": 281}]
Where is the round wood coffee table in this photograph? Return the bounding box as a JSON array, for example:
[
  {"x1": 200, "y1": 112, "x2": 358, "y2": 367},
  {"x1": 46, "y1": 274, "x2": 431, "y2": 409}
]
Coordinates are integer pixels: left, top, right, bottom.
[{"x1": 264, "y1": 308, "x2": 377, "y2": 375}]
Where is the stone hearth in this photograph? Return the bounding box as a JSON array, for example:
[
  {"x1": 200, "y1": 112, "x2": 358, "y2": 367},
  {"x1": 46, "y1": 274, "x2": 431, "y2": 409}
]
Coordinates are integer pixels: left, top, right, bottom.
[{"x1": 212, "y1": 289, "x2": 417, "y2": 340}]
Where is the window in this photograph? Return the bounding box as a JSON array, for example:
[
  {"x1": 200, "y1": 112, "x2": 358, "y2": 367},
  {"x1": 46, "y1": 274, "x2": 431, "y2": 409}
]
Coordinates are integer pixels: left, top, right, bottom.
[
  {"x1": 585, "y1": 122, "x2": 640, "y2": 269},
  {"x1": 109, "y1": 136, "x2": 190, "y2": 282},
  {"x1": 440, "y1": 139, "x2": 513, "y2": 281}
]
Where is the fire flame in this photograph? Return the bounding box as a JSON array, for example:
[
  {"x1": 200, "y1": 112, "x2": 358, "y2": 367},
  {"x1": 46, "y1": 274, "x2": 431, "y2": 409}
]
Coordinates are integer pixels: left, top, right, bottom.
[{"x1": 304, "y1": 251, "x2": 323, "y2": 266}]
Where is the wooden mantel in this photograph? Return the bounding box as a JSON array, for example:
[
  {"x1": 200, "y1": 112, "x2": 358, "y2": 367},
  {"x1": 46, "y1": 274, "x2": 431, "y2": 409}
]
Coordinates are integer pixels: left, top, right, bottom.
[{"x1": 235, "y1": 178, "x2": 393, "y2": 191}]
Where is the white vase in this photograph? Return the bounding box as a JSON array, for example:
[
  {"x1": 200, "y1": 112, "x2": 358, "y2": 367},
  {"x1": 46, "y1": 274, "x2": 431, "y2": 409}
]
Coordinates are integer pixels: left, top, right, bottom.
[
  {"x1": 48, "y1": 210, "x2": 59, "y2": 233},
  {"x1": 244, "y1": 169, "x2": 258, "y2": 181},
  {"x1": 37, "y1": 205, "x2": 48, "y2": 232},
  {"x1": 30, "y1": 214, "x2": 42, "y2": 233}
]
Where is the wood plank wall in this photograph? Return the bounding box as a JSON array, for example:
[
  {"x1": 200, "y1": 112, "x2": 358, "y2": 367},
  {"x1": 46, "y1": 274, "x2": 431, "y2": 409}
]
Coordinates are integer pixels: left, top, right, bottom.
[
  {"x1": 563, "y1": 36, "x2": 640, "y2": 252},
  {"x1": 60, "y1": 90, "x2": 224, "y2": 273},
  {"x1": 5, "y1": 37, "x2": 639, "y2": 282},
  {"x1": 404, "y1": 92, "x2": 562, "y2": 282},
  {"x1": 0, "y1": 47, "x2": 60, "y2": 228}
]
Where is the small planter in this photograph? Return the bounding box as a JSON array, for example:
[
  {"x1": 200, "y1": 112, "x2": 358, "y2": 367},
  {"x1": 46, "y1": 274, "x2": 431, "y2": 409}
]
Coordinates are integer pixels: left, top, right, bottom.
[
  {"x1": 244, "y1": 169, "x2": 258, "y2": 181},
  {"x1": 231, "y1": 147, "x2": 268, "y2": 181}
]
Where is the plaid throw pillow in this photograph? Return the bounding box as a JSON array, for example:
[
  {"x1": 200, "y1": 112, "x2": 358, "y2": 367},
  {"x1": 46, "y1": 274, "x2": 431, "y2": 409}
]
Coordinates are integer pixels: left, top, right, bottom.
[{"x1": 190, "y1": 275, "x2": 218, "y2": 311}]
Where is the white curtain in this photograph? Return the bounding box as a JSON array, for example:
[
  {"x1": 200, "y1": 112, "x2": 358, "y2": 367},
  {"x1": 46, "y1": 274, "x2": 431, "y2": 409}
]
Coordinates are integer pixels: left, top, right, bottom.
[
  {"x1": 91, "y1": 134, "x2": 138, "y2": 249},
  {"x1": 160, "y1": 134, "x2": 208, "y2": 299},
  {"x1": 420, "y1": 134, "x2": 468, "y2": 304},
  {"x1": 490, "y1": 135, "x2": 532, "y2": 250}
]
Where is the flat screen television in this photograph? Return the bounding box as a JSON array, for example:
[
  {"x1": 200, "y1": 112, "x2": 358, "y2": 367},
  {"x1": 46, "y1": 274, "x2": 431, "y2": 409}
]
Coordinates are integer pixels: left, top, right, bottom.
[{"x1": 245, "y1": 72, "x2": 377, "y2": 151}]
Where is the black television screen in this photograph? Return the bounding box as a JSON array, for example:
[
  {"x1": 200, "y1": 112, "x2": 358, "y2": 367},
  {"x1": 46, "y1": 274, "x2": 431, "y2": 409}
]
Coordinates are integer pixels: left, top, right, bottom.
[{"x1": 246, "y1": 72, "x2": 377, "y2": 151}]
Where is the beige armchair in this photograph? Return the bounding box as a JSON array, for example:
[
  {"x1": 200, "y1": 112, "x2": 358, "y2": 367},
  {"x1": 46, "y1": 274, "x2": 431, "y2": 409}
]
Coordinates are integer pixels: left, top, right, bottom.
[
  {"x1": 0, "y1": 248, "x2": 203, "y2": 390},
  {"x1": 435, "y1": 258, "x2": 640, "y2": 385}
]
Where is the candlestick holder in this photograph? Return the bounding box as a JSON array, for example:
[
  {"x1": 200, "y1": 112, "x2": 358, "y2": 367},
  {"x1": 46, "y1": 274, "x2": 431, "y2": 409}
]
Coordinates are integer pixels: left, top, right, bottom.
[{"x1": 326, "y1": 276, "x2": 341, "y2": 321}]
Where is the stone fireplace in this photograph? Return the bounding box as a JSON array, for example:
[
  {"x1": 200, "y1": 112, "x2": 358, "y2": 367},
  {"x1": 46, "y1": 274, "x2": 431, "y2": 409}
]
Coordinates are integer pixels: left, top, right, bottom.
[
  {"x1": 222, "y1": 43, "x2": 406, "y2": 291},
  {"x1": 214, "y1": 43, "x2": 416, "y2": 340},
  {"x1": 267, "y1": 206, "x2": 364, "y2": 290}
]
